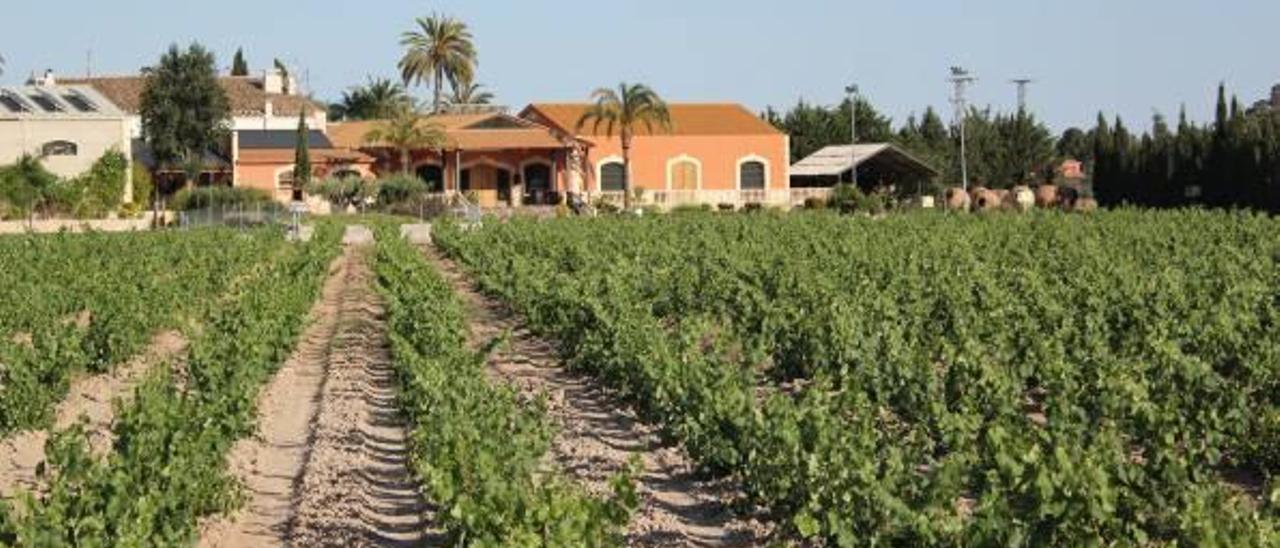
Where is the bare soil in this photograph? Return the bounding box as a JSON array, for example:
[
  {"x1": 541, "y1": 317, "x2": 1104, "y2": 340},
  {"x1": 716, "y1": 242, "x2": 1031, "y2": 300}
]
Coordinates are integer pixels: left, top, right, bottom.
[
  {"x1": 200, "y1": 239, "x2": 439, "y2": 547},
  {"x1": 0, "y1": 330, "x2": 188, "y2": 500},
  {"x1": 426, "y1": 247, "x2": 772, "y2": 547}
]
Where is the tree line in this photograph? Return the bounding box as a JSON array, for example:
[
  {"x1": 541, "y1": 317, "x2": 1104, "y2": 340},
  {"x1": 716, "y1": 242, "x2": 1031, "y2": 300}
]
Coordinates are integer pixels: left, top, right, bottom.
[
  {"x1": 1087, "y1": 84, "x2": 1280, "y2": 212},
  {"x1": 764, "y1": 84, "x2": 1280, "y2": 213},
  {"x1": 763, "y1": 99, "x2": 1057, "y2": 194}
]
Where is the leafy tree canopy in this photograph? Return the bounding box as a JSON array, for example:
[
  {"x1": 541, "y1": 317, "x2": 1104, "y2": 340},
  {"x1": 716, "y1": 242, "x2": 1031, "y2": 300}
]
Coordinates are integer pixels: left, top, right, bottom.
[{"x1": 139, "y1": 43, "x2": 230, "y2": 182}]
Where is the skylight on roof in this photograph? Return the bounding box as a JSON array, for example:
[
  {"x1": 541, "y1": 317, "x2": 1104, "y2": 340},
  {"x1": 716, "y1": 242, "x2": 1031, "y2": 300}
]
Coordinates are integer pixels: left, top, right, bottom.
[
  {"x1": 28, "y1": 93, "x2": 63, "y2": 113},
  {"x1": 0, "y1": 91, "x2": 31, "y2": 113},
  {"x1": 62, "y1": 92, "x2": 98, "y2": 113}
]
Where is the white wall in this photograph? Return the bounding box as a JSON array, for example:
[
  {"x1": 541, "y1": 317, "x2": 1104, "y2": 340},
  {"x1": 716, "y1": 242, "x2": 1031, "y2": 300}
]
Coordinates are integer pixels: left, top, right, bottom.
[
  {"x1": 121, "y1": 111, "x2": 328, "y2": 139},
  {"x1": 0, "y1": 118, "x2": 131, "y2": 179}
]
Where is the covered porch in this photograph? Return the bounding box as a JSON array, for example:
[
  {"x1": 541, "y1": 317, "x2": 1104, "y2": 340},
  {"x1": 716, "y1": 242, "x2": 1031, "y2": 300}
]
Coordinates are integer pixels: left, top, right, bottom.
[
  {"x1": 328, "y1": 110, "x2": 590, "y2": 208},
  {"x1": 408, "y1": 147, "x2": 581, "y2": 208}
]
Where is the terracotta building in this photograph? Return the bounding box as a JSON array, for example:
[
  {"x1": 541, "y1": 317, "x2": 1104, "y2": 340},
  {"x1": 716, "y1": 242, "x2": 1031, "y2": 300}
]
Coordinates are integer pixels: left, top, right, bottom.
[
  {"x1": 327, "y1": 110, "x2": 583, "y2": 208},
  {"x1": 520, "y1": 103, "x2": 791, "y2": 207}
]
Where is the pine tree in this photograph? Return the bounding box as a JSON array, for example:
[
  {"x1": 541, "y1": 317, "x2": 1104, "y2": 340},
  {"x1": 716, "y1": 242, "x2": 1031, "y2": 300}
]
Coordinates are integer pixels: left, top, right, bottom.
[{"x1": 231, "y1": 48, "x2": 249, "y2": 76}]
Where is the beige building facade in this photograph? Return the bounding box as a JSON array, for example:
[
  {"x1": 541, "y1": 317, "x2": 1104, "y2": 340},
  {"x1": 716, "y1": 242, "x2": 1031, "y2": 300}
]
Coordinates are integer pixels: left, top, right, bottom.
[{"x1": 0, "y1": 83, "x2": 133, "y2": 200}]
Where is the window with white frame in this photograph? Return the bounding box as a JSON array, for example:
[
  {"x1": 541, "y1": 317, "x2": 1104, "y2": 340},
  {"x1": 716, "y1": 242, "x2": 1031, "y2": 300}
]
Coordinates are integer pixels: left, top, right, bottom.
[
  {"x1": 739, "y1": 160, "x2": 767, "y2": 190},
  {"x1": 600, "y1": 161, "x2": 626, "y2": 191}
]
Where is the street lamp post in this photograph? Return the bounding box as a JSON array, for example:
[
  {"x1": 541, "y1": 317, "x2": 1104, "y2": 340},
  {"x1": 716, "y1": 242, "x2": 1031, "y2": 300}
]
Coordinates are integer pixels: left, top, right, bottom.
[{"x1": 845, "y1": 84, "x2": 859, "y2": 188}]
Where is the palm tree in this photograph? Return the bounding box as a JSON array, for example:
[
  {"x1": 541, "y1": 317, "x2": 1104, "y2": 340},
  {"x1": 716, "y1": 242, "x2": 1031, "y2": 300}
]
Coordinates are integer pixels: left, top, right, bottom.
[
  {"x1": 363, "y1": 106, "x2": 448, "y2": 176},
  {"x1": 448, "y1": 79, "x2": 494, "y2": 106},
  {"x1": 398, "y1": 14, "x2": 477, "y2": 113},
  {"x1": 575, "y1": 83, "x2": 672, "y2": 209},
  {"x1": 330, "y1": 77, "x2": 412, "y2": 121}
]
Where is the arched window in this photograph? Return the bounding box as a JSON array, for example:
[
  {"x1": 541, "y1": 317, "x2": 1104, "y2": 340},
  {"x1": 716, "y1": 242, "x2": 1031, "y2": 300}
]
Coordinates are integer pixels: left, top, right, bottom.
[
  {"x1": 667, "y1": 157, "x2": 701, "y2": 191},
  {"x1": 42, "y1": 140, "x2": 78, "y2": 157},
  {"x1": 416, "y1": 164, "x2": 444, "y2": 192},
  {"x1": 332, "y1": 168, "x2": 361, "y2": 180},
  {"x1": 600, "y1": 162, "x2": 626, "y2": 192},
  {"x1": 739, "y1": 160, "x2": 767, "y2": 190}
]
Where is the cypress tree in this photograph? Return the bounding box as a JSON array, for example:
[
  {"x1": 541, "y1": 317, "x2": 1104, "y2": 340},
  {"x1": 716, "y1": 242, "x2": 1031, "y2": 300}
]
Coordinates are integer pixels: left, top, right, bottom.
[
  {"x1": 231, "y1": 48, "x2": 249, "y2": 76},
  {"x1": 293, "y1": 109, "x2": 311, "y2": 200}
]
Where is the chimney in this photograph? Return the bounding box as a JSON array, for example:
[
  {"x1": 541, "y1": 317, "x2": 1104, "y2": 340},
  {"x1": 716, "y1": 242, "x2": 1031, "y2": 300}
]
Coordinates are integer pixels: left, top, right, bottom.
[{"x1": 263, "y1": 69, "x2": 285, "y2": 95}]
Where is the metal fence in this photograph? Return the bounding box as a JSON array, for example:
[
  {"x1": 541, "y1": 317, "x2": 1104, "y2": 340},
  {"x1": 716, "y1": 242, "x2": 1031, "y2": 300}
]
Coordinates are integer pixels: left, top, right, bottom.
[{"x1": 177, "y1": 203, "x2": 293, "y2": 229}]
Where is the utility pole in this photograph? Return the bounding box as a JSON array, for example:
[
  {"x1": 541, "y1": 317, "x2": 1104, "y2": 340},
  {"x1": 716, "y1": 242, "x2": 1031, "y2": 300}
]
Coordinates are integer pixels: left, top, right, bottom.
[
  {"x1": 1010, "y1": 78, "x2": 1034, "y2": 112},
  {"x1": 845, "y1": 84, "x2": 859, "y2": 188},
  {"x1": 949, "y1": 67, "x2": 976, "y2": 191}
]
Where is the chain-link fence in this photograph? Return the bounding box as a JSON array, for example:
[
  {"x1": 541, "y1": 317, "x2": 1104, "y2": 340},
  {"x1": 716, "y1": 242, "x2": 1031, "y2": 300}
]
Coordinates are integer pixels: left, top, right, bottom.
[{"x1": 176, "y1": 203, "x2": 293, "y2": 230}]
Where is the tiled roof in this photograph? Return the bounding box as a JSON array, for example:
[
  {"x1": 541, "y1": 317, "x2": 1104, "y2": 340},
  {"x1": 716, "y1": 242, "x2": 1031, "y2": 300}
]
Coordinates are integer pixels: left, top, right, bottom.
[
  {"x1": 58, "y1": 75, "x2": 325, "y2": 117},
  {"x1": 329, "y1": 112, "x2": 568, "y2": 151},
  {"x1": 521, "y1": 103, "x2": 782, "y2": 137}
]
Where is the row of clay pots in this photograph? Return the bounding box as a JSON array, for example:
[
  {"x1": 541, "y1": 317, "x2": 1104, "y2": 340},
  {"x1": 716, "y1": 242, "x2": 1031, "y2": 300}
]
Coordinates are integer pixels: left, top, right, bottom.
[{"x1": 944, "y1": 185, "x2": 1097, "y2": 213}]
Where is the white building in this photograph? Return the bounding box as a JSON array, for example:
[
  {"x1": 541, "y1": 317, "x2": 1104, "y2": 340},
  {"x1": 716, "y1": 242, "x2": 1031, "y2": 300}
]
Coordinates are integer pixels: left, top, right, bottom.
[
  {"x1": 0, "y1": 81, "x2": 134, "y2": 200},
  {"x1": 58, "y1": 68, "x2": 327, "y2": 138}
]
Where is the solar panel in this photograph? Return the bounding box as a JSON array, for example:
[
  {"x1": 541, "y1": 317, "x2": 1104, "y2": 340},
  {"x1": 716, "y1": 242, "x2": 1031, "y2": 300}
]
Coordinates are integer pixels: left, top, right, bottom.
[
  {"x1": 28, "y1": 93, "x2": 63, "y2": 113},
  {"x1": 0, "y1": 92, "x2": 30, "y2": 113},
  {"x1": 63, "y1": 92, "x2": 97, "y2": 113}
]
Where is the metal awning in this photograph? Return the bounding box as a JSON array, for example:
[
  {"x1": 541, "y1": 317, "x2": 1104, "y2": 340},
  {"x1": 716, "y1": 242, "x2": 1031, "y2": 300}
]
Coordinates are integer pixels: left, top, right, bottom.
[{"x1": 790, "y1": 143, "x2": 937, "y2": 178}]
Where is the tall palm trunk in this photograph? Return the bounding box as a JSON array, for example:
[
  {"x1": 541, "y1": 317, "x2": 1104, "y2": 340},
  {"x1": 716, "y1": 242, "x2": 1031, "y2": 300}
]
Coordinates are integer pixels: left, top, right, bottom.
[
  {"x1": 401, "y1": 147, "x2": 411, "y2": 175},
  {"x1": 433, "y1": 67, "x2": 443, "y2": 113},
  {"x1": 621, "y1": 131, "x2": 633, "y2": 210}
]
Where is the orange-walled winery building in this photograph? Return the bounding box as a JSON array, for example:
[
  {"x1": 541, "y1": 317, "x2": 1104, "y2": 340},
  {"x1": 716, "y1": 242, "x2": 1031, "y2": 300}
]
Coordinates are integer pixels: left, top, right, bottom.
[
  {"x1": 520, "y1": 103, "x2": 790, "y2": 200},
  {"x1": 318, "y1": 102, "x2": 795, "y2": 209}
]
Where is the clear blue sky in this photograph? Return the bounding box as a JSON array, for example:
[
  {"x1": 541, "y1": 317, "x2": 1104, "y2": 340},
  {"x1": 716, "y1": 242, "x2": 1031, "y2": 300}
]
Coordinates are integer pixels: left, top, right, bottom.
[{"x1": 2, "y1": 1, "x2": 1277, "y2": 132}]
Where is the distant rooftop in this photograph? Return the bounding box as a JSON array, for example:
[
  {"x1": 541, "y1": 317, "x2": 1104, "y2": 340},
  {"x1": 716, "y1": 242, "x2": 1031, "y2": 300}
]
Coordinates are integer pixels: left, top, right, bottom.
[
  {"x1": 59, "y1": 72, "x2": 324, "y2": 118},
  {"x1": 0, "y1": 84, "x2": 123, "y2": 119}
]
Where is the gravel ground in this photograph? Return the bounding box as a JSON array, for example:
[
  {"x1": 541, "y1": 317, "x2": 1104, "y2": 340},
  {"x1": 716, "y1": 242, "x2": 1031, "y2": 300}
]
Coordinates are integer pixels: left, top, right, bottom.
[{"x1": 201, "y1": 241, "x2": 440, "y2": 547}]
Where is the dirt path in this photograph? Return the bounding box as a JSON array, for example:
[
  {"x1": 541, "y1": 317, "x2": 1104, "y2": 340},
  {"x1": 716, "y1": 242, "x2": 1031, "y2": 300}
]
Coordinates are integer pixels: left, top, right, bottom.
[
  {"x1": 0, "y1": 330, "x2": 187, "y2": 500},
  {"x1": 427, "y1": 247, "x2": 770, "y2": 547},
  {"x1": 201, "y1": 233, "x2": 437, "y2": 547}
]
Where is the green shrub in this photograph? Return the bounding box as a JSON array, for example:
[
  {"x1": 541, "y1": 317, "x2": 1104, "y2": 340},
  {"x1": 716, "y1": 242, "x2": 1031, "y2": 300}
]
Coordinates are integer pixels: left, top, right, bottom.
[
  {"x1": 131, "y1": 164, "x2": 154, "y2": 207},
  {"x1": 670, "y1": 203, "x2": 712, "y2": 214},
  {"x1": 803, "y1": 196, "x2": 828, "y2": 210},
  {"x1": 828, "y1": 183, "x2": 863, "y2": 214},
  {"x1": 170, "y1": 186, "x2": 274, "y2": 211},
  {"x1": 376, "y1": 174, "x2": 427, "y2": 206},
  {"x1": 308, "y1": 176, "x2": 377, "y2": 211},
  {"x1": 0, "y1": 154, "x2": 57, "y2": 219},
  {"x1": 829, "y1": 184, "x2": 890, "y2": 215},
  {"x1": 53, "y1": 150, "x2": 131, "y2": 219}
]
